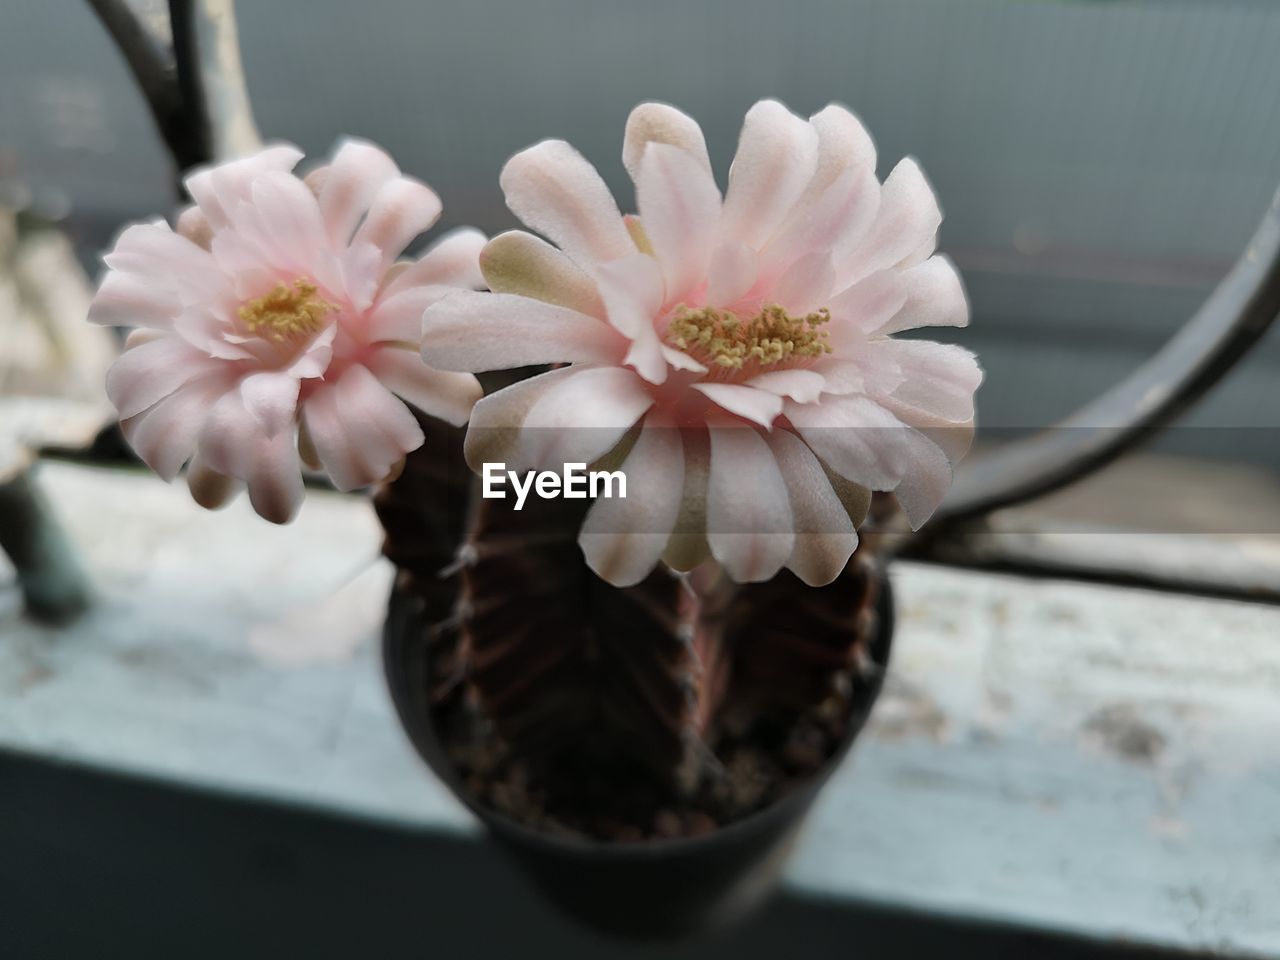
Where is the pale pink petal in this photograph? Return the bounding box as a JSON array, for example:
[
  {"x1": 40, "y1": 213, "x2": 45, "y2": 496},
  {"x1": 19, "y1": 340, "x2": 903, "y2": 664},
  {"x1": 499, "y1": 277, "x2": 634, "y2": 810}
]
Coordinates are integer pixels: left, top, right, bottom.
[
  {"x1": 594, "y1": 255, "x2": 667, "y2": 384},
  {"x1": 246, "y1": 426, "x2": 305, "y2": 524},
  {"x1": 826, "y1": 270, "x2": 911, "y2": 351},
  {"x1": 770, "y1": 251, "x2": 835, "y2": 315},
  {"x1": 663, "y1": 428, "x2": 711, "y2": 572},
  {"x1": 808, "y1": 358, "x2": 865, "y2": 395},
  {"x1": 121, "y1": 376, "x2": 226, "y2": 481},
  {"x1": 720, "y1": 100, "x2": 819, "y2": 250},
  {"x1": 891, "y1": 428, "x2": 953, "y2": 530},
  {"x1": 622, "y1": 103, "x2": 712, "y2": 181},
  {"x1": 187, "y1": 449, "x2": 240, "y2": 510},
  {"x1": 352, "y1": 176, "x2": 443, "y2": 267},
  {"x1": 184, "y1": 144, "x2": 304, "y2": 229},
  {"x1": 694, "y1": 383, "x2": 783, "y2": 429},
  {"x1": 316, "y1": 139, "x2": 400, "y2": 245},
  {"x1": 196, "y1": 389, "x2": 261, "y2": 478},
  {"x1": 104, "y1": 222, "x2": 224, "y2": 300},
  {"x1": 461, "y1": 365, "x2": 582, "y2": 471},
  {"x1": 745, "y1": 368, "x2": 826, "y2": 404},
  {"x1": 762, "y1": 165, "x2": 879, "y2": 279},
  {"x1": 705, "y1": 240, "x2": 759, "y2": 308},
  {"x1": 421, "y1": 291, "x2": 623, "y2": 372},
  {"x1": 88, "y1": 271, "x2": 180, "y2": 329},
  {"x1": 871, "y1": 340, "x2": 982, "y2": 422},
  {"x1": 305, "y1": 365, "x2": 424, "y2": 491},
  {"x1": 106, "y1": 335, "x2": 214, "y2": 419},
  {"x1": 245, "y1": 173, "x2": 336, "y2": 279},
  {"x1": 580, "y1": 411, "x2": 684, "y2": 586},
  {"x1": 500, "y1": 140, "x2": 634, "y2": 264},
  {"x1": 660, "y1": 345, "x2": 707, "y2": 374},
  {"x1": 340, "y1": 240, "x2": 385, "y2": 312},
  {"x1": 635, "y1": 142, "x2": 721, "y2": 304},
  {"x1": 383, "y1": 227, "x2": 487, "y2": 298},
  {"x1": 240, "y1": 370, "x2": 302, "y2": 437},
  {"x1": 478, "y1": 230, "x2": 605, "y2": 317},
  {"x1": 766, "y1": 429, "x2": 858, "y2": 587},
  {"x1": 520, "y1": 365, "x2": 654, "y2": 470},
  {"x1": 367, "y1": 284, "x2": 455, "y2": 343},
  {"x1": 366, "y1": 346, "x2": 482, "y2": 426},
  {"x1": 786, "y1": 396, "x2": 910, "y2": 490},
  {"x1": 874, "y1": 255, "x2": 969, "y2": 335},
  {"x1": 706, "y1": 421, "x2": 794, "y2": 582},
  {"x1": 879, "y1": 397, "x2": 975, "y2": 465},
  {"x1": 807, "y1": 104, "x2": 877, "y2": 197},
  {"x1": 838, "y1": 158, "x2": 941, "y2": 285}
]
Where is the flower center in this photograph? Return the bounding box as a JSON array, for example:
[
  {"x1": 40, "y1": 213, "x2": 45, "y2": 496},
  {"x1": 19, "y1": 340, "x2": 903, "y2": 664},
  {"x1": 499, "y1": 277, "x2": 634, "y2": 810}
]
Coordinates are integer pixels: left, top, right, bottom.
[
  {"x1": 238, "y1": 279, "x2": 334, "y2": 343},
  {"x1": 666, "y1": 304, "x2": 833, "y2": 370}
]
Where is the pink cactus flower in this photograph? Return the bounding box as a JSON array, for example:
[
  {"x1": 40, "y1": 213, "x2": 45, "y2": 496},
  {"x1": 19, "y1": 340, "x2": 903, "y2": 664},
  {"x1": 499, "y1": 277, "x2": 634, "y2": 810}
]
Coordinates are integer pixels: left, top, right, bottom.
[
  {"x1": 422, "y1": 100, "x2": 981, "y2": 587},
  {"x1": 89, "y1": 140, "x2": 485, "y2": 523}
]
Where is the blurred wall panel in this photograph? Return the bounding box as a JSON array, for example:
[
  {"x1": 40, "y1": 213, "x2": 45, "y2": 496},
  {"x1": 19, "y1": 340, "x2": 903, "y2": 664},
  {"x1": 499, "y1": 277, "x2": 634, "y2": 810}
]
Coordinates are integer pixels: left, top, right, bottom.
[{"x1": 2, "y1": 0, "x2": 1278, "y2": 456}]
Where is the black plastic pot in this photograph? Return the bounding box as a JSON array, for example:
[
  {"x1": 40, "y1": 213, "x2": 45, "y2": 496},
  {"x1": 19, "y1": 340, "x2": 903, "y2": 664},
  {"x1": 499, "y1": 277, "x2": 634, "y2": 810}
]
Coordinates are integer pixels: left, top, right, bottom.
[{"x1": 382, "y1": 576, "x2": 895, "y2": 941}]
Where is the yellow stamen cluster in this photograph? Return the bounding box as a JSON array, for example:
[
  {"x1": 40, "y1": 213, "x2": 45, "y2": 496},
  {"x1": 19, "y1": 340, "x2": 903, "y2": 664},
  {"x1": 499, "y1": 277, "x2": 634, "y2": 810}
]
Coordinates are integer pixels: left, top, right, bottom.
[
  {"x1": 238, "y1": 279, "x2": 334, "y2": 342},
  {"x1": 667, "y1": 304, "x2": 833, "y2": 370}
]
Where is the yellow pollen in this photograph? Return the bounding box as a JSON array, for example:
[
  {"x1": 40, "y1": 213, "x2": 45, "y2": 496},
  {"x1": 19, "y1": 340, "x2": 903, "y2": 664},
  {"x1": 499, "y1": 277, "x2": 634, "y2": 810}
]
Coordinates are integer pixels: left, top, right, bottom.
[
  {"x1": 666, "y1": 304, "x2": 833, "y2": 370},
  {"x1": 238, "y1": 279, "x2": 334, "y2": 342}
]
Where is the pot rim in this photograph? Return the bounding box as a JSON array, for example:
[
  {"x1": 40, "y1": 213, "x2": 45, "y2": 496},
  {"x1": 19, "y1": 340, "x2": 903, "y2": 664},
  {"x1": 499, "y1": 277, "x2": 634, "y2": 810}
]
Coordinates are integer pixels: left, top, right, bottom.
[{"x1": 382, "y1": 572, "x2": 894, "y2": 860}]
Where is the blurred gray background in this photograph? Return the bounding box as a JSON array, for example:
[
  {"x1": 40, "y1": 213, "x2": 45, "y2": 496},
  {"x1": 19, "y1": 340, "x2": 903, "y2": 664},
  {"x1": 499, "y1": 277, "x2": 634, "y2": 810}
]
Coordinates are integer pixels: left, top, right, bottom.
[{"x1": 2, "y1": 0, "x2": 1279, "y2": 463}]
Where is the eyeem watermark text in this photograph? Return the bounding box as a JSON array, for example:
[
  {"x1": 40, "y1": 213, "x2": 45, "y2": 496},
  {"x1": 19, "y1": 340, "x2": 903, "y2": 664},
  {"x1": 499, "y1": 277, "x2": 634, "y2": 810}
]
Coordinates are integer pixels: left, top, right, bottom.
[{"x1": 482, "y1": 462, "x2": 626, "y2": 511}]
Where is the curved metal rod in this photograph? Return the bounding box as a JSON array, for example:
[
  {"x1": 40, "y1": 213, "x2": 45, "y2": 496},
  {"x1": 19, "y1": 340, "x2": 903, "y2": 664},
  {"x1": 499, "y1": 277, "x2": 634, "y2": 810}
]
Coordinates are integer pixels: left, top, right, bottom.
[
  {"x1": 85, "y1": 0, "x2": 184, "y2": 158},
  {"x1": 168, "y1": 0, "x2": 262, "y2": 168},
  {"x1": 934, "y1": 185, "x2": 1280, "y2": 526}
]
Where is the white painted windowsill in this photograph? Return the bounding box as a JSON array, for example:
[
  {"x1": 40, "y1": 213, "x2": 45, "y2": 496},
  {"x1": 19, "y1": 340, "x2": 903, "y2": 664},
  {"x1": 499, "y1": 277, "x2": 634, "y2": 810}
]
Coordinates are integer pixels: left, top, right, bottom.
[{"x1": 3, "y1": 462, "x2": 1278, "y2": 955}]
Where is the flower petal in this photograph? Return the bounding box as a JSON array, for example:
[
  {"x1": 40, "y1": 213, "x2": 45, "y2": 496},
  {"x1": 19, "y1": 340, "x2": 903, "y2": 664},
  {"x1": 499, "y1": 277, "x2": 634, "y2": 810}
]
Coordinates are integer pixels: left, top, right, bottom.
[
  {"x1": 187, "y1": 449, "x2": 241, "y2": 510},
  {"x1": 352, "y1": 176, "x2": 443, "y2": 268},
  {"x1": 462, "y1": 365, "x2": 582, "y2": 472},
  {"x1": 520, "y1": 365, "x2": 654, "y2": 471},
  {"x1": 89, "y1": 271, "x2": 180, "y2": 329},
  {"x1": 122, "y1": 376, "x2": 226, "y2": 481},
  {"x1": 693, "y1": 383, "x2": 783, "y2": 429},
  {"x1": 623, "y1": 102, "x2": 712, "y2": 181},
  {"x1": 891, "y1": 428, "x2": 954, "y2": 530},
  {"x1": 366, "y1": 284, "x2": 456, "y2": 343},
  {"x1": 635, "y1": 142, "x2": 721, "y2": 304},
  {"x1": 240, "y1": 370, "x2": 301, "y2": 438},
  {"x1": 500, "y1": 139, "x2": 634, "y2": 264},
  {"x1": 871, "y1": 340, "x2": 982, "y2": 422},
  {"x1": 580, "y1": 411, "x2": 684, "y2": 587},
  {"x1": 595, "y1": 254, "x2": 667, "y2": 384},
  {"x1": 838, "y1": 157, "x2": 941, "y2": 285},
  {"x1": 875, "y1": 255, "x2": 969, "y2": 335},
  {"x1": 382, "y1": 227, "x2": 487, "y2": 298},
  {"x1": 184, "y1": 144, "x2": 304, "y2": 230},
  {"x1": 705, "y1": 240, "x2": 759, "y2": 308},
  {"x1": 106, "y1": 335, "x2": 214, "y2": 420},
  {"x1": 304, "y1": 365, "x2": 424, "y2": 491},
  {"x1": 663, "y1": 428, "x2": 712, "y2": 572},
  {"x1": 720, "y1": 100, "x2": 819, "y2": 251},
  {"x1": 765, "y1": 429, "x2": 858, "y2": 587},
  {"x1": 479, "y1": 230, "x2": 605, "y2": 317},
  {"x1": 706, "y1": 421, "x2": 794, "y2": 582},
  {"x1": 745, "y1": 368, "x2": 826, "y2": 404},
  {"x1": 366, "y1": 346, "x2": 481, "y2": 427},
  {"x1": 421, "y1": 291, "x2": 623, "y2": 372},
  {"x1": 246, "y1": 425, "x2": 305, "y2": 524},
  {"x1": 785, "y1": 395, "x2": 909, "y2": 490},
  {"x1": 770, "y1": 251, "x2": 835, "y2": 315},
  {"x1": 807, "y1": 104, "x2": 877, "y2": 198},
  {"x1": 316, "y1": 138, "x2": 400, "y2": 245}
]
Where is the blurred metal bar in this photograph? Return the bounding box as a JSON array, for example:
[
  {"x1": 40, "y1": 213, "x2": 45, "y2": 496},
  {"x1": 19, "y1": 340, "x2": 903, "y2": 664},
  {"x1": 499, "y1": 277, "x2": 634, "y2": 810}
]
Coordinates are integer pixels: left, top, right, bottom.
[{"x1": 936, "y1": 186, "x2": 1280, "y2": 525}]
